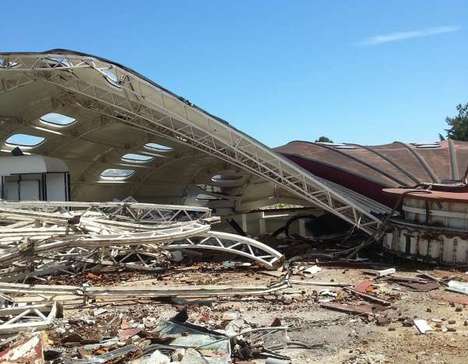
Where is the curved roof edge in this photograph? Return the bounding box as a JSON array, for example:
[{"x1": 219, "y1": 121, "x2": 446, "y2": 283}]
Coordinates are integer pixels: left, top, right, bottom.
[{"x1": 0, "y1": 155, "x2": 69, "y2": 174}]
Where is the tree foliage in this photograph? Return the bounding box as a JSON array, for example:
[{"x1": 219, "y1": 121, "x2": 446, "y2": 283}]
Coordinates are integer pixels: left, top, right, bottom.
[
  {"x1": 446, "y1": 103, "x2": 468, "y2": 141},
  {"x1": 315, "y1": 136, "x2": 333, "y2": 143}
]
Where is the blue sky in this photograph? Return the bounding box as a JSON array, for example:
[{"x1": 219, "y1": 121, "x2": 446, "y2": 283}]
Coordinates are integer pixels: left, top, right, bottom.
[{"x1": 2, "y1": 1, "x2": 467, "y2": 147}]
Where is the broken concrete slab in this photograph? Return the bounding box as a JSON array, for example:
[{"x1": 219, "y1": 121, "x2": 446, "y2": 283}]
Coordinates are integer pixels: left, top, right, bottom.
[
  {"x1": 413, "y1": 319, "x2": 433, "y2": 334},
  {"x1": 446, "y1": 280, "x2": 468, "y2": 296}
]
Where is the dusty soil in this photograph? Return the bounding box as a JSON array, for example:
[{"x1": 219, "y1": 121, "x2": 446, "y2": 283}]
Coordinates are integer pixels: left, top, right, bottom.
[{"x1": 45, "y1": 261, "x2": 468, "y2": 363}]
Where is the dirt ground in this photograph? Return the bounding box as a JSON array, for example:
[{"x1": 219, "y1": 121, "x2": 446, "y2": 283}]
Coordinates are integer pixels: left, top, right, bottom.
[{"x1": 45, "y1": 260, "x2": 468, "y2": 363}]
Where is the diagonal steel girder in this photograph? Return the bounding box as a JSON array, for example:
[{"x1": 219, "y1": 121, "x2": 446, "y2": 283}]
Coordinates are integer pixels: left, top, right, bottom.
[{"x1": 0, "y1": 52, "x2": 384, "y2": 234}]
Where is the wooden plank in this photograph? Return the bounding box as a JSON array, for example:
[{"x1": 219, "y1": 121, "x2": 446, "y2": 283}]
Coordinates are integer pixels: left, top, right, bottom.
[{"x1": 344, "y1": 287, "x2": 391, "y2": 306}]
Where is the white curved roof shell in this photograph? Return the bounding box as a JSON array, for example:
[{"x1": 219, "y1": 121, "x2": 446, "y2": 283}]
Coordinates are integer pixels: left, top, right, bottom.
[{"x1": 0, "y1": 50, "x2": 388, "y2": 234}]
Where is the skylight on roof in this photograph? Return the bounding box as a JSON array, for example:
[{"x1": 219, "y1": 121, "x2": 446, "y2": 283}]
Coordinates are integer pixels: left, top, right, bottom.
[
  {"x1": 98, "y1": 67, "x2": 121, "y2": 87},
  {"x1": 211, "y1": 174, "x2": 243, "y2": 182},
  {"x1": 100, "y1": 168, "x2": 135, "y2": 180},
  {"x1": 5, "y1": 133, "x2": 45, "y2": 148},
  {"x1": 43, "y1": 57, "x2": 72, "y2": 68},
  {"x1": 412, "y1": 142, "x2": 441, "y2": 149},
  {"x1": 121, "y1": 153, "x2": 154, "y2": 163},
  {"x1": 40, "y1": 113, "x2": 76, "y2": 127},
  {"x1": 334, "y1": 144, "x2": 357, "y2": 150},
  {"x1": 0, "y1": 58, "x2": 19, "y2": 68},
  {"x1": 315, "y1": 142, "x2": 356, "y2": 149},
  {"x1": 144, "y1": 143, "x2": 173, "y2": 152}
]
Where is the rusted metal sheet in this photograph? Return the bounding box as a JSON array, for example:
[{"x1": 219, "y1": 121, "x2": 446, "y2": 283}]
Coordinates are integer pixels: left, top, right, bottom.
[
  {"x1": 320, "y1": 302, "x2": 385, "y2": 316},
  {"x1": 276, "y1": 140, "x2": 468, "y2": 207},
  {"x1": 0, "y1": 333, "x2": 46, "y2": 364}
]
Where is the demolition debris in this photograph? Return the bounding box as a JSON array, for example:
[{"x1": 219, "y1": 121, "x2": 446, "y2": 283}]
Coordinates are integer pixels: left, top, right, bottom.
[{"x1": 0, "y1": 201, "x2": 465, "y2": 363}]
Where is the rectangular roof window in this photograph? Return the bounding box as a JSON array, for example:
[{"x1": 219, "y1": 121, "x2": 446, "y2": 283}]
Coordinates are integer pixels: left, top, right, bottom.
[
  {"x1": 121, "y1": 153, "x2": 154, "y2": 163},
  {"x1": 100, "y1": 168, "x2": 135, "y2": 180},
  {"x1": 5, "y1": 133, "x2": 45, "y2": 148},
  {"x1": 144, "y1": 143, "x2": 173, "y2": 152},
  {"x1": 40, "y1": 113, "x2": 76, "y2": 127}
]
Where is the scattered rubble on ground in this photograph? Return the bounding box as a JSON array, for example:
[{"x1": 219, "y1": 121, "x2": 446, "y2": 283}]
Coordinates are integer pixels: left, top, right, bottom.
[{"x1": 0, "y1": 201, "x2": 466, "y2": 363}]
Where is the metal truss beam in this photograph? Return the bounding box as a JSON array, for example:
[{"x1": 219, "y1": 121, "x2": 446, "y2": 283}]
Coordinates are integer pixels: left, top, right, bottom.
[
  {"x1": 0, "y1": 245, "x2": 167, "y2": 282},
  {"x1": 0, "y1": 201, "x2": 285, "y2": 277},
  {"x1": 164, "y1": 231, "x2": 284, "y2": 269},
  {"x1": 0, "y1": 201, "x2": 214, "y2": 278},
  {"x1": 0, "y1": 200, "x2": 211, "y2": 223},
  {"x1": 0, "y1": 279, "x2": 288, "y2": 302},
  {"x1": 0, "y1": 302, "x2": 57, "y2": 334}
]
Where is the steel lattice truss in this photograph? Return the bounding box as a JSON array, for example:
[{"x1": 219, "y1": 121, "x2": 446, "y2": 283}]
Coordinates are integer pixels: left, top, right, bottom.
[
  {"x1": 0, "y1": 201, "x2": 285, "y2": 279},
  {"x1": 165, "y1": 231, "x2": 284, "y2": 269},
  {"x1": 0, "y1": 51, "x2": 384, "y2": 234},
  {"x1": 0, "y1": 302, "x2": 58, "y2": 335},
  {"x1": 0, "y1": 200, "x2": 212, "y2": 224},
  {"x1": 0, "y1": 203, "x2": 208, "y2": 279}
]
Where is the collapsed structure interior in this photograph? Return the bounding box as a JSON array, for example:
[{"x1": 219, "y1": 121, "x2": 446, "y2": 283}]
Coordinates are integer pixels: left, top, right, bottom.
[
  {"x1": 1, "y1": 49, "x2": 467, "y2": 265},
  {"x1": 0, "y1": 50, "x2": 387, "y2": 233},
  {"x1": 0, "y1": 49, "x2": 467, "y2": 363}
]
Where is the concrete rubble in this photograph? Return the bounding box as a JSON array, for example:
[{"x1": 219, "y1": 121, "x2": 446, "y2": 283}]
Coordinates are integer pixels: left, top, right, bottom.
[
  {"x1": 0, "y1": 201, "x2": 466, "y2": 363},
  {"x1": 0, "y1": 47, "x2": 467, "y2": 364}
]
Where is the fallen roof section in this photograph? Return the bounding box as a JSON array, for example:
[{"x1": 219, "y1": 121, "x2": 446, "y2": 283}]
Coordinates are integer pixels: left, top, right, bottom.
[
  {"x1": 276, "y1": 140, "x2": 468, "y2": 207},
  {"x1": 0, "y1": 50, "x2": 388, "y2": 234}
]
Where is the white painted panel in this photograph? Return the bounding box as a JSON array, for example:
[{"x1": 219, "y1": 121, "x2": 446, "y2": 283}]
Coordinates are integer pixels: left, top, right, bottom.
[
  {"x1": 383, "y1": 233, "x2": 392, "y2": 249},
  {"x1": 241, "y1": 214, "x2": 247, "y2": 234},
  {"x1": 5, "y1": 181, "x2": 19, "y2": 201},
  {"x1": 399, "y1": 233, "x2": 406, "y2": 252},
  {"x1": 19, "y1": 180, "x2": 40, "y2": 200},
  {"x1": 46, "y1": 174, "x2": 67, "y2": 201}
]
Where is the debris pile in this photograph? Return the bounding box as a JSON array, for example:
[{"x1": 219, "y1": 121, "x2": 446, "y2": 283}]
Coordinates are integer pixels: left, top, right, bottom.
[
  {"x1": 0, "y1": 201, "x2": 284, "y2": 282},
  {"x1": 0, "y1": 201, "x2": 294, "y2": 363},
  {"x1": 0, "y1": 201, "x2": 466, "y2": 362}
]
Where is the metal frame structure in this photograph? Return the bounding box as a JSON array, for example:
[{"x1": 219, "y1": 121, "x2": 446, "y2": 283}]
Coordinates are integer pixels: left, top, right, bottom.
[
  {"x1": 0, "y1": 200, "x2": 212, "y2": 223},
  {"x1": 0, "y1": 201, "x2": 285, "y2": 277},
  {"x1": 0, "y1": 50, "x2": 384, "y2": 234},
  {"x1": 0, "y1": 279, "x2": 289, "y2": 302},
  {"x1": 165, "y1": 231, "x2": 284, "y2": 269},
  {"x1": 0, "y1": 201, "x2": 210, "y2": 278},
  {"x1": 0, "y1": 246, "x2": 167, "y2": 282},
  {"x1": 0, "y1": 302, "x2": 58, "y2": 334}
]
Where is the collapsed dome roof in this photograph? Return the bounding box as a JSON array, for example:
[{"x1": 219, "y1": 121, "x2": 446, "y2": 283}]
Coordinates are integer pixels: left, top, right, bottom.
[
  {"x1": 276, "y1": 140, "x2": 468, "y2": 207},
  {"x1": 0, "y1": 49, "x2": 390, "y2": 234}
]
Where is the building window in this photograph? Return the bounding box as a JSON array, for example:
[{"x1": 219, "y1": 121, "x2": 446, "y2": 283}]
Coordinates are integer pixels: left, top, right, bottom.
[
  {"x1": 121, "y1": 153, "x2": 154, "y2": 163},
  {"x1": 40, "y1": 113, "x2": 76, "y2": 127},
  {"x1": 100, "y1": 168, "x2": 135, "y2": 180},
  {"x1": 5, "y1": 134, "x2": 45, "y2": 148},
  {"x1": 144, "y1": 143, "x2": 173, "y2": 152}
]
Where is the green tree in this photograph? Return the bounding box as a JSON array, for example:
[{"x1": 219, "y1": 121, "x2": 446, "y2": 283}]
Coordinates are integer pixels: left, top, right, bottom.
[
  {"x1": 446, "y1": 103, "x2": 468, "y2": 141},
  {"x1": 315, "y1": 136, "x2": 333, "y2": 143}
]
